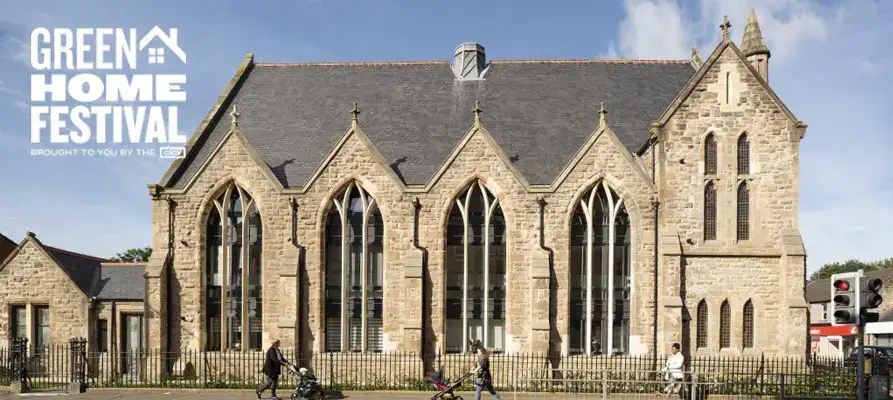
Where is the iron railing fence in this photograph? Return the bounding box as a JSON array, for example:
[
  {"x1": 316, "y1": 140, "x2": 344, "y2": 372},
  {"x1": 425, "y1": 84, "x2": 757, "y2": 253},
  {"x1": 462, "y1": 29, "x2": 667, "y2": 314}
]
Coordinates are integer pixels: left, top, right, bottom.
[
  {"x1": 514, "y1": 369, "x2": 857, "y2": 400},
  {"x1": 0, "y1": 345, "x2": 858, "y2": 396}
]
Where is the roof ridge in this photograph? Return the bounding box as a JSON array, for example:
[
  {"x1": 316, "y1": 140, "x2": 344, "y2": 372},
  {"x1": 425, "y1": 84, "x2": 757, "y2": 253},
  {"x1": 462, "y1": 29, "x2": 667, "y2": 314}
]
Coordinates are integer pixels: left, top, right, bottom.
[
  {"x1": 44, "y1": 245, "x2": 110, "y2": 262},
  {"x1": 255, "y1": 59, "x2": 690, "y2": 67},
  {"x1": 101, "y1": 262, "x2": 148, "y2": 266}
]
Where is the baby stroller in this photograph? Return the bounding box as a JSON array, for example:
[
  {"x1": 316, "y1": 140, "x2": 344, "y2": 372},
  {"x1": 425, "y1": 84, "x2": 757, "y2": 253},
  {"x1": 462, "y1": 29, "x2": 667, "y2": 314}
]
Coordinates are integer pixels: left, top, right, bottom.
[
  {"x1": 285, "y1": 364, "x2": 325, "y2": 400},
  {"x1": 428, "y1": 368, "x2": 474, "y2": 400}
]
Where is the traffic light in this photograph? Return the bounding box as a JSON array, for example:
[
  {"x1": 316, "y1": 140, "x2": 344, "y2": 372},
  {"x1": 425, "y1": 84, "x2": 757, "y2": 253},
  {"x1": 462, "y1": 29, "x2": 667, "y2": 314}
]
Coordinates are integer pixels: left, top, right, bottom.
[
  {"x1": 861, "y1": 277, "x2": 884, "y2": 309},
  {"x1": 831, "y1": 272, "x2": 860, "y2": 326}
]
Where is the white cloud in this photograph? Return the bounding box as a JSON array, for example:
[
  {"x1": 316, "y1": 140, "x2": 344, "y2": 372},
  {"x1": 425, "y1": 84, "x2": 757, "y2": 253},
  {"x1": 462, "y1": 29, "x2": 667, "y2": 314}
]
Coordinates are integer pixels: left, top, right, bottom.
[
  {"x1": 612, "y1": 0, "x2": 692, "y2": 59},
  {"x1": 608, "y1": 0, "x2": 893, "y2": 273}
]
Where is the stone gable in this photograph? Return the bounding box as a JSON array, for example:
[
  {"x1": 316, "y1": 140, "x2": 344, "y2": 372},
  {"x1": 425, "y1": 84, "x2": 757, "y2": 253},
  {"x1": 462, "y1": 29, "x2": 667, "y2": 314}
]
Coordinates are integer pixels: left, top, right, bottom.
[{"x1": 0, "y1": 240, "x2": 90, "y2": 345}]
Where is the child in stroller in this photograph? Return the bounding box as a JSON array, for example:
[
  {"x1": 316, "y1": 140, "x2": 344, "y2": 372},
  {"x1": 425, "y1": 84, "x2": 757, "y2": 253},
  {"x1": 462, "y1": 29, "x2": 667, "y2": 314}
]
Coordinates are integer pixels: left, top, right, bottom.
[
  {"x1": 285, "y1": 364, "x2": 325, "y2": 400},
  {"x1": 427, "y1": 367, "x2": 474, "y2": 400}
]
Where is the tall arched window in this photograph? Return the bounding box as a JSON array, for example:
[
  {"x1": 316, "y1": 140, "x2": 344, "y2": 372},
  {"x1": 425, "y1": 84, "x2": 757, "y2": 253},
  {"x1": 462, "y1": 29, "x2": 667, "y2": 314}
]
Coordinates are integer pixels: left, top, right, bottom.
[
  {"x1": 719, "y1": 300, "x2": 731, "y2": 349},
  {"x1": 325, "y1": 182, "x2": 384, "y2": 353},
  {"x1": 696, "y1": 300, "x2": 708, "y2": 349},
  {"x1": 204, "y1": 184, "x2": 263, "y2": 351},
  {"x1": 569, "y1": 181, "x2": 631, "y2": 355},
  {"x1": 704, "y1": 182, "x2": 717, "y2": 241},
  {"x1": 743, "y1": 300, "x2": 754, "y2": 349},
  {"x1": 704, "y1": 134, "x2": 717, "y2": 175},
  {"x1": 737, "y1": 134, "x2": 750, "y2": 175},
  {"x1": 445, "y1": 181, "x2": 506, "y2": 354},
  {"x1": 737, "y1": 182, "x2": 750, "y2": 241}
]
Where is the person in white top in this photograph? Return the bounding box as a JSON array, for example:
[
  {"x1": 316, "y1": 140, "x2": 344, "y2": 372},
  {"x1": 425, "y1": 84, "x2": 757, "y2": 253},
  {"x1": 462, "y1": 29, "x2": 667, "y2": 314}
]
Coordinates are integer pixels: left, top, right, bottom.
[{"x1": 663, "y1": 342, "x2": 685, "y2": 398}]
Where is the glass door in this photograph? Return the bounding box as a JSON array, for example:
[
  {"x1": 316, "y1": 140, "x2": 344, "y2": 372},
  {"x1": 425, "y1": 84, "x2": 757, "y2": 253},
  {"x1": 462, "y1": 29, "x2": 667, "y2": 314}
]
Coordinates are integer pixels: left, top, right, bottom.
[{"x1": 121, "y1": 314, "x2": 143, "y2": 377}]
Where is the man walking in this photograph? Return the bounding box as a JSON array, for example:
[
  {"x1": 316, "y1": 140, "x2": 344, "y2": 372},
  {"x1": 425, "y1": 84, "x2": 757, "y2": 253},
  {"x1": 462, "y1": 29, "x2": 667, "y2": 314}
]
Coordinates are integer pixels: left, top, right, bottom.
[
  {"x1": 663, "y1": 342, "x2": 684, "y2": 399},
  {"x1": 257, "y1": 339, "x2": 289, "y2": 399}
]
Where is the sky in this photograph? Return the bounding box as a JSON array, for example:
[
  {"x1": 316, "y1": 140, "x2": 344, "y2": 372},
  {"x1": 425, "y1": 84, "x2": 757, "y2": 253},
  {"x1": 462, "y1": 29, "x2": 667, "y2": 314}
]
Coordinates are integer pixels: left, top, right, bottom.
[{"x1": 0, "y1": 0, "x2": 890, "y2": 274}]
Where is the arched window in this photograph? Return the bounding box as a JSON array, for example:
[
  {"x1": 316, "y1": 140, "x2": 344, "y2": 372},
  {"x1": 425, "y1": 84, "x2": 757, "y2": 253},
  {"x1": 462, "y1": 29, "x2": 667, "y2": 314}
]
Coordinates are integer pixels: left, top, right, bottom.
[
  {"x1": 445, "y1": 181, "x2": 506, "y2": 354},
  {"x1": 696, "y1": 300, "x2": 708, "y2": 349},
  {"x1": 737, "y1": 182, "x2": 750, "y2": 241},
  {"x1": 719, "y1": 300, "x2": 731, "y2": 349},
  {"x1": 569, "y1": 181, "x2": 631, "y2": 355},
  {"x1": 325, "y1": 182, "x2": 384, "y2": 353},
  {"x1": 743, "y1": 300, "x2": 754, "y2": 349},
  {"x1": 704, "y1": 182, "x2": 717, "y2": 241},
  {"x1": 204, "y1": 184, "x2": 263, "y2": 351},
  {"x1": 737, "y1": 134, "x2": 750, "y2": 175},
  {"x1": 704, "y1": 134, "x2": 717, "y2": 175}
]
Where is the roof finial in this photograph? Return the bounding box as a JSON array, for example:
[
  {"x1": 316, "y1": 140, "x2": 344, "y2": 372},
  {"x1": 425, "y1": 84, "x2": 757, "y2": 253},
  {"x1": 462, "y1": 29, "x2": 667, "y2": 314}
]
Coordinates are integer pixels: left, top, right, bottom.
[
  {"x1": 351, "y1": 102, "x2": 360, "y2": 122},
  {"x1": 720, "y1": 15, "x2": 731, "y2": 41},
  {"x1": 690, "y1": 46, "x2": 704, "y2": 68},
  {"x1": 230, "y1": 105, "x2": 240, "y2": 127},
  {"x1": 598, "y1": 101, "x2": 608, "y2": 127},
  {"x1": 473, "y1": 100, "x2": 482, "y2": 125}
]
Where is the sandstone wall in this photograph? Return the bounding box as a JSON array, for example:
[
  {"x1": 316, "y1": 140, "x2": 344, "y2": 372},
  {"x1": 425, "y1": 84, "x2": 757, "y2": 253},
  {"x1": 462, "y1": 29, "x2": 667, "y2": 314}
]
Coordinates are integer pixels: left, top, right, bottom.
[{"x1": 0, "y1": 239, "x2": 90, "y2": 346}]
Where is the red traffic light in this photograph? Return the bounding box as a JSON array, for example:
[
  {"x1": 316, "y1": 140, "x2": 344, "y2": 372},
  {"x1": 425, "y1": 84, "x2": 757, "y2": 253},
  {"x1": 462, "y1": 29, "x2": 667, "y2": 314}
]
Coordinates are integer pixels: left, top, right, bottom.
[{"x1": 834, "y1": 280, "x2": 850, "y2": 291}]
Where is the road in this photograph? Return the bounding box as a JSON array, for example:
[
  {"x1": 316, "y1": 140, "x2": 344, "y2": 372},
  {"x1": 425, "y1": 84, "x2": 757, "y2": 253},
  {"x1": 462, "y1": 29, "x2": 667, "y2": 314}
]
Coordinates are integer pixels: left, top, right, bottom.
[{"x1": 0, "y1": 388, "x2": 625, "y2": 399}]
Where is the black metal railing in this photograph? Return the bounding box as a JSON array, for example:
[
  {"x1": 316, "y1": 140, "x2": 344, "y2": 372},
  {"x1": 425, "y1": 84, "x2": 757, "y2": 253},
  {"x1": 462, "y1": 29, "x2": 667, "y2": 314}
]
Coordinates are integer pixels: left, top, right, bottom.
[{"x1": 0, "y1": 346, "x2": 858, "y2": 397}]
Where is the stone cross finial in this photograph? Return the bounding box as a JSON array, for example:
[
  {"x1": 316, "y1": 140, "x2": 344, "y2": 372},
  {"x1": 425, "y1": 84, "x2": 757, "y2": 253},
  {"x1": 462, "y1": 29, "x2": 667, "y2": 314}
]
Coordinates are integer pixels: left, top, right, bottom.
[
  {"x1": 473, "y1": 100, "x2": 482, "y2": 125},
  {"x1": 598, "y1": 102, "x2": 608, "y2": 126},
  {"x1": 351, "y1": 102, "x2": 360, "y2": 122},
  {"x1": 720, "y1": 15, "x2": 731, "y2": 40},
  {"x1": 230, "y1": 105, "x2": 240, "y2": 127}
]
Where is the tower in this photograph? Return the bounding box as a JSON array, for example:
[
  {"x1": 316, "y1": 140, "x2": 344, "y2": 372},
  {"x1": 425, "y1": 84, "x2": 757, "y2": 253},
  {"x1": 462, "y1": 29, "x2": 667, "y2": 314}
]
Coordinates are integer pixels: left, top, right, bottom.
[{"x1": 740, "y1": 9, "x2": 771, "y2": 82}]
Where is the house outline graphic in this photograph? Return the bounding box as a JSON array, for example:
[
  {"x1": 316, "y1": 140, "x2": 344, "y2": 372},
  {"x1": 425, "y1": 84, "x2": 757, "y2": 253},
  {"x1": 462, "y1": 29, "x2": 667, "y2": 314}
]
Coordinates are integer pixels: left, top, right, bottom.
[{"x1": 138, "y1": 26, "x2": 187, "y2": 64}]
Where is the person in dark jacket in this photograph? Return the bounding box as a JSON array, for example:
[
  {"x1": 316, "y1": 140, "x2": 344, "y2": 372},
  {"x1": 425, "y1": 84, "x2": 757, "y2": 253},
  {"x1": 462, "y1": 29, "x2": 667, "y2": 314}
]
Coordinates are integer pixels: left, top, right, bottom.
[
  {"x1": 469, "y1": 339, "x2": 502, "y2": 400},
  {"x1": 256, "y1": 339, "x2": 288, "y2": 399}
]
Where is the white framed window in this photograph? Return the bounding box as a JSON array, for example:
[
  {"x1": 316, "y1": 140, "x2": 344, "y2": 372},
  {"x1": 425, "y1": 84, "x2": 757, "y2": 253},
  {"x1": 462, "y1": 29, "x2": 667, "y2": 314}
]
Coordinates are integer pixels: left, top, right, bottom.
[
  {"x1": 445, "y1": 181, "x2": 506, "y2": 354},
  {"x1": 325, "y1": 182, "x2": 384, "y2": 353},
  {"x1": 569, "y1": 181, "x2": 631, "y2": 355},
  {"x1": 204, "y1": 184, "x2": 263, "y2": 351}
]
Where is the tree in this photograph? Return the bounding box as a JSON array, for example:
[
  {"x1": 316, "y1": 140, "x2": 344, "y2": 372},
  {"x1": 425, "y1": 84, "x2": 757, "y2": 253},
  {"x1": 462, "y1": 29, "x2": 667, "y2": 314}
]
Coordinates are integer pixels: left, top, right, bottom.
[
  {"x1": 809, "y1": 257, "x2": 893, "y2": 281},
  {"x1": 110, "y1": 247, "x2": 152, "y2": 263}
]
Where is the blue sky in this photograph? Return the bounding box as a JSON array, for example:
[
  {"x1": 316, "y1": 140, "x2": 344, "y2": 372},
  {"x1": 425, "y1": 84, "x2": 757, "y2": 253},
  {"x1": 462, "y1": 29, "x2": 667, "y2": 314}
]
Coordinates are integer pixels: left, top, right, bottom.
[{"x1": 0, "y1": 0, "x2": 890, "y2": 274}]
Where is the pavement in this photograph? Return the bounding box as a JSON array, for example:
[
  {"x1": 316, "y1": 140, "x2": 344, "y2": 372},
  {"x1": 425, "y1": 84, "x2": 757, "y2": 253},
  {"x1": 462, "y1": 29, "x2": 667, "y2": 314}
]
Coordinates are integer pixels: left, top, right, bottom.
[{"x1": 0, "y1": 388, "x2": 620, "y2": 399}]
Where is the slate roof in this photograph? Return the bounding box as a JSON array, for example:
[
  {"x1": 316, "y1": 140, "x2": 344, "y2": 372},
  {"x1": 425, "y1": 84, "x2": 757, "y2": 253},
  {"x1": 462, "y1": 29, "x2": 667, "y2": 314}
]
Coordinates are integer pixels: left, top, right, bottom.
[
  {"x1": 93, "y1": 264, "x2": 146, "y2": 300},
  {"x1": 0, "y1": 233, "x2": 16, "y2": 263},
  {"x1": 44, "y1": 246, "x2": 107, "y2": 296},
  {"x1": 9, "y1": 238, "x2": 146, "y2": 301},
  {"x1": 805, "y1": 268, "x2": 893, "y2": 303},
  {"x1": 166, "y1": 59, "x2": 695, "y2": 188}
]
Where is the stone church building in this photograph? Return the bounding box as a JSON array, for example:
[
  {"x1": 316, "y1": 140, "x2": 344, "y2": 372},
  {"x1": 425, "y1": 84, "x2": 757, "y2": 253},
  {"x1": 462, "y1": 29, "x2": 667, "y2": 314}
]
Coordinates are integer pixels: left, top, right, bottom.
[{"x1": 143, "y1": 11, "x2": 808, "y2": 360}]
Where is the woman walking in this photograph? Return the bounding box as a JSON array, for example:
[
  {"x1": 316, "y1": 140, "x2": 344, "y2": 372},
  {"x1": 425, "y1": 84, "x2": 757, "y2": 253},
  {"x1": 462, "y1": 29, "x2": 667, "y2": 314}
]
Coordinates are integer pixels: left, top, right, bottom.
[
  {"x1": 469, "y1": 339, "x2": 502, "y2": 400},
  {"x1": 257, "y1": 339, "x2": 289, "y2": 399}
]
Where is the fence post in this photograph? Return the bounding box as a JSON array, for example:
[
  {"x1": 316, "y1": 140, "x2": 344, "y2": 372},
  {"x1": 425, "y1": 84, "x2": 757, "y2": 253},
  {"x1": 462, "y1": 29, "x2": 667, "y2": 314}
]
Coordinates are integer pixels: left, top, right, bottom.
[
  {"x1": 691, "y1": 372, "x2": 698, "y2": 400},
  {"x1": 601, "y1": 370, "x2": 607, "y2": 400},
  {"x1": 780, "y1": 373, "x2": 786, "y2": 398},
  {"x1": 67, "y1": 338, "x2": 87, "y2": 394},
  {"x1": 10, "y1": 338, "x2": 28, "y2": 393},
  {"x1": 328, "y1": 352, "x2": 334, "y2": 392}
]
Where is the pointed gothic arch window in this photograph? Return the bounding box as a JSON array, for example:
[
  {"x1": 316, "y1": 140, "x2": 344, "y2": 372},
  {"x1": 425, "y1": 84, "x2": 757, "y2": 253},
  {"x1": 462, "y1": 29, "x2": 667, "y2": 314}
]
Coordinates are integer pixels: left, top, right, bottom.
[
  {"x1": 204, "y1": 184, "x2": 263, "y2": 351},
  {"x1": 719, "y1": 300, "x2": 731, "y2": 349},
  {"x1": 737, "y1": 134, "x2": 750, "y2": 175},
  {"x1": 696, "y1": 300, "x2": 708, "y2": 349},
  {"x1": 704, "y1": 182, "x2": 717, "y2": 241},
  {"x1": 737, "y1": 182, "x2": 750, "y2": 241},
  {"x1": 743, "y1": 300, "x2": 754, "y2": 349},
  {"x1": 569, "y1": 181, "x2": 631, "y2": 355},
  {"x1": 704, "y1": 134, "x2": 717, "y2": 175},
  {"x1": 324, "y1": 182, "x2": 384, "y2": 353},
  {"x1": 445, "y1": 181, "x2": 506, "y2": 354}
]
